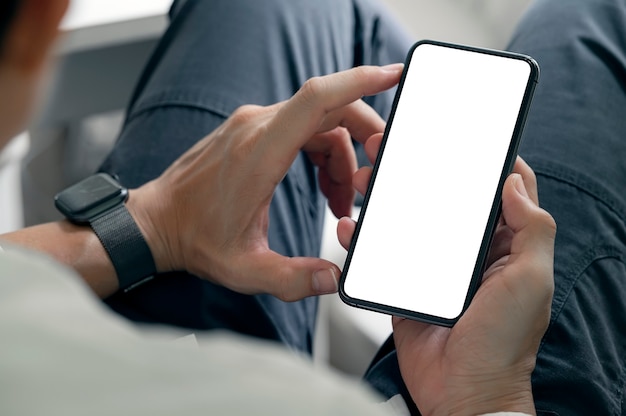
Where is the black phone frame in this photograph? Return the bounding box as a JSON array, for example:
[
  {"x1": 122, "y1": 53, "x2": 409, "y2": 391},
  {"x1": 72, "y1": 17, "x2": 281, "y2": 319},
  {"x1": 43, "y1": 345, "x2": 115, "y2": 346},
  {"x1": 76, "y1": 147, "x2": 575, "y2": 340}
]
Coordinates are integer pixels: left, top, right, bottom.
[{"x1": 338, "y1": 39, "x2": 540, "y2": 327}]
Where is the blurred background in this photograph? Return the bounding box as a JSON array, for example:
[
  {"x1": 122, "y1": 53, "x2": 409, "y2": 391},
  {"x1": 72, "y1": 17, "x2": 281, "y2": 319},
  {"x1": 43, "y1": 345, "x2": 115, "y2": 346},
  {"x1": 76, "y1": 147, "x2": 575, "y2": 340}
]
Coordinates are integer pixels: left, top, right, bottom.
[{"x1": 0, "y1": 0, "x2": 532, "y2": 377}]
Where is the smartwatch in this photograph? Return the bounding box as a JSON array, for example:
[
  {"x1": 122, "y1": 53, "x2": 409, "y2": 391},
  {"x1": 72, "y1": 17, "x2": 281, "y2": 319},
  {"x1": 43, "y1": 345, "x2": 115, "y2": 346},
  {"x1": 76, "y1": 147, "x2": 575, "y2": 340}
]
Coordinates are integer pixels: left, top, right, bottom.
[{"x1": 54, "y1": 173, "x2": 156, "y2": 291}]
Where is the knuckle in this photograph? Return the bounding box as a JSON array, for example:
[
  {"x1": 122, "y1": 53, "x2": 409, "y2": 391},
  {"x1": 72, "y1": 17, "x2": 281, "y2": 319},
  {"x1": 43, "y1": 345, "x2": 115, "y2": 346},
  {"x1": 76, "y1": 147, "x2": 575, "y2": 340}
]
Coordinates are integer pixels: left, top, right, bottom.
[
  {"x1": 275, "y1": 279, "x2": 297, "y2": 302},
  {"x1": 273, "y1": 260, "x2": 303, "y2": 302},
  {"x1": 527, "y1": 163, "x2": 537, "y2": 179},
  {"x1": 229, "y1": 104, "x2": 263, "y2": 124},
  {"x1": 223, "y1": 106, "x2": 267, "y2": 159},
  {"x1": 298, "y1": 76, "x2": 326, "y2": 106},
  {"x1": 539, "y1": 209, "x2": 557, "y2": 232},
  {"x1": 531, "y1": 207, "x2": 557, "y2": 238},
  {"x1": 526, "y1": 166, "x2": 538, "y2": 186}
]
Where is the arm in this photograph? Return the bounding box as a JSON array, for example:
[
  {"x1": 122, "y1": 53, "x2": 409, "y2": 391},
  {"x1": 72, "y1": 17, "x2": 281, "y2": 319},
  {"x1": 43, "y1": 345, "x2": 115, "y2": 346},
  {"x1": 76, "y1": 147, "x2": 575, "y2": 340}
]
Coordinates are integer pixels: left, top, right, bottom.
[
  {"x1": 2, "y1": 64, "x2": 404, "y2": 301},
  {"x1": 0, "y1": 189, "x2": 159, "y2": 298},
  {"x1": 1, "y1": 220, "x2": 117, "y2": 297}
]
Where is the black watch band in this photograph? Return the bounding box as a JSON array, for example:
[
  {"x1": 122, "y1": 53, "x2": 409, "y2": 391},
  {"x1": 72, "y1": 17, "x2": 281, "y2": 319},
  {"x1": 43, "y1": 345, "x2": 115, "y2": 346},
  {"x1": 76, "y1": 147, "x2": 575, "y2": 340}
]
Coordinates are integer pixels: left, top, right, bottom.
[{"x1": 91, "y1": 204, "x2": 156, "y2": 291}]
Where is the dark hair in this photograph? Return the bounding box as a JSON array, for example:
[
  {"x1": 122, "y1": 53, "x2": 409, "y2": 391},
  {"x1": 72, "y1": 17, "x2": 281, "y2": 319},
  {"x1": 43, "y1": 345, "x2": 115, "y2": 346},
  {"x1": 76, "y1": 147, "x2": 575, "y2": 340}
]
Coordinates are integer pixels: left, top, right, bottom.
[{"x1": 0, "y1": 0, "x2": 21, "y2": 51}]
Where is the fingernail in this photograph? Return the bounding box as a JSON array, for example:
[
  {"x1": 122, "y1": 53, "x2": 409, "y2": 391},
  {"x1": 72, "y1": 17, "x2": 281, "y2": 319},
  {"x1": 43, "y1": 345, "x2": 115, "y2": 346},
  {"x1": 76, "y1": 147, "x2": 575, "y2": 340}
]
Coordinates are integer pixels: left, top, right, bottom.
[
  {"x1": 514, "y1": 174, "x2": 529, "y2": 198},
  {"x1": 313, "y1": 269, "x2": 338, "y2": 294},
  {"x1": 381, "y1": 63, "x2": 404, "y2": 73}
]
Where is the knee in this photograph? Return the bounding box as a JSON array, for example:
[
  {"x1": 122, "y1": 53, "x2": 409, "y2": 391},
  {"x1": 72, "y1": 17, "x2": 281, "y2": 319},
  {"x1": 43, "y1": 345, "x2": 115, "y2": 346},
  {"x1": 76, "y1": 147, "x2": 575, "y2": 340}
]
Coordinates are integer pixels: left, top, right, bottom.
[{"x1": 513, "y1": 0, "x2": 626, "y2": 47}]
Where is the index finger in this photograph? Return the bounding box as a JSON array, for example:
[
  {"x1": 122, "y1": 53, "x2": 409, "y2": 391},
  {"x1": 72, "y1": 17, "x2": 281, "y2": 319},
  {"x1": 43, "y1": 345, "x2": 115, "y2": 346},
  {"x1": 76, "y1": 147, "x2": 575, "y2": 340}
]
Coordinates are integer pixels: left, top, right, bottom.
[{"x1": 266, "y1": 65, "x2": 403, "y2": 159}]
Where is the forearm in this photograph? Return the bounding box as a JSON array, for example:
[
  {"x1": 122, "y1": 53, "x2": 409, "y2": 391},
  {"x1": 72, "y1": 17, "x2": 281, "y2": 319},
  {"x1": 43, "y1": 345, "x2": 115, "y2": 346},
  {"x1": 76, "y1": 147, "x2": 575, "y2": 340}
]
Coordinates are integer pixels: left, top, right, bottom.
[{"x1": 1, "y1": 221, "x2": 119, "y2": 298}]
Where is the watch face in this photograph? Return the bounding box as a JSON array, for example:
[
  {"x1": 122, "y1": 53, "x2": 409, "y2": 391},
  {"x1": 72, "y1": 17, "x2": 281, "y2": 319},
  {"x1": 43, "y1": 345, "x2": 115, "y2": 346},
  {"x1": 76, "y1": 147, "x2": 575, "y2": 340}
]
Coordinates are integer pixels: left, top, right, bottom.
[{"x1": 55, "y1": 173, "x2": 128, "y2": 223}]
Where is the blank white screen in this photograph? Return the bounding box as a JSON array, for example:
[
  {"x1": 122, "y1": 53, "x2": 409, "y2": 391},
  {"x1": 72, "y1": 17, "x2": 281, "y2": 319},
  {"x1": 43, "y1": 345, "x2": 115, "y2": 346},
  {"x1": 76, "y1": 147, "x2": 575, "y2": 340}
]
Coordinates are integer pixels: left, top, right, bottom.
[{"x1": 343, "y1": 43, "x2": 531, "y2": 320}]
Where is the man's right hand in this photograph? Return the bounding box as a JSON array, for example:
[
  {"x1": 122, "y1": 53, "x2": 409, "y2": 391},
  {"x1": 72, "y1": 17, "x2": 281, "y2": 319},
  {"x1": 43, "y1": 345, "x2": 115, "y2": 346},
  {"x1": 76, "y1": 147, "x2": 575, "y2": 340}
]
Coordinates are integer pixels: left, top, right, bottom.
[{"x1": 129, "y1": 64, "x2": 404, "y2": 302}]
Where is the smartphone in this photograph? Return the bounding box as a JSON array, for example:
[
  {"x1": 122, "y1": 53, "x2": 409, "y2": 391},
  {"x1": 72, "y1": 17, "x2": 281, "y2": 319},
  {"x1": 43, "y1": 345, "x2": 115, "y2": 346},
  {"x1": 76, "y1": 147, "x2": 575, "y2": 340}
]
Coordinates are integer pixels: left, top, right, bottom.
[{"x1": 339, "y1": 40, "x2": 539, "y2": 327}]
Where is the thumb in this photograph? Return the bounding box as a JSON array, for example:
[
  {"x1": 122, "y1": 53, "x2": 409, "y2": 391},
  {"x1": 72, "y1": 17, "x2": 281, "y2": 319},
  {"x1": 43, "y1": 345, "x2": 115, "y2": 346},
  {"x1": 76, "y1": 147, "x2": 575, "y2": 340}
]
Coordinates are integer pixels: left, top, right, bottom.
[
  {"x1": 248, "y1": 252, "x2": 341, "y2": 301},
  {"x1": 502, "y1": 174, "x2": 556, "y2": 260}
]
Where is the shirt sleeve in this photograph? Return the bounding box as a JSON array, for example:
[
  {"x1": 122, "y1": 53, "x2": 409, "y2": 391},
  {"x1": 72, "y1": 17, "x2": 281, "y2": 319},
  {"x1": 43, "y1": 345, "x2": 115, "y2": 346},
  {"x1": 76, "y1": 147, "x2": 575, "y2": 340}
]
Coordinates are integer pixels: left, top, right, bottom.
[
  {"x1": 0, "y1": 247, "x2": 394, "y2": 416},
  {"x1": 377, "y1": 395, "x2": 410, "y2": 416}
]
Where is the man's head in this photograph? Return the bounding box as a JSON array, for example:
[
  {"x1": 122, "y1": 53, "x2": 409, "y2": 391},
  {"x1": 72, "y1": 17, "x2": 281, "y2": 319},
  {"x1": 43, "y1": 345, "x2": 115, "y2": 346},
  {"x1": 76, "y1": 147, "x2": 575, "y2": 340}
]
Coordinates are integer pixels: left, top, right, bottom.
[
  {"x1": 0, "y1": 0, "x2": 20, "y2": 50},
  {"x1": 0, "y1": 0, "x2": 69, "y2": 149}
]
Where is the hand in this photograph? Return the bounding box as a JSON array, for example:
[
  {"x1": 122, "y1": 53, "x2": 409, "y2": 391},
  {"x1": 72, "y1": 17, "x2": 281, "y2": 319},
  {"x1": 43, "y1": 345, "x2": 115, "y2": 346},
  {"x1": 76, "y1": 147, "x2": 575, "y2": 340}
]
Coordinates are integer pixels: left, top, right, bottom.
[
  {"x1": 128, "y1": 65, "x2": 404, "y2": 302},
  {"x1": 338, "y1": 138, "x2": 556, "y2": 415}
]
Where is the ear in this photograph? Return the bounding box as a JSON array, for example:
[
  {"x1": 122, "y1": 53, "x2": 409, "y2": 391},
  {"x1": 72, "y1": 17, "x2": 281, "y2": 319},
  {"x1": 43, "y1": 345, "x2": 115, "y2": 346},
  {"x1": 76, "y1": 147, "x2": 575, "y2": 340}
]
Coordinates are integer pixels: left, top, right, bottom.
[{"x1": 2, "y1": 0, "x2": 69, "y2": 73}]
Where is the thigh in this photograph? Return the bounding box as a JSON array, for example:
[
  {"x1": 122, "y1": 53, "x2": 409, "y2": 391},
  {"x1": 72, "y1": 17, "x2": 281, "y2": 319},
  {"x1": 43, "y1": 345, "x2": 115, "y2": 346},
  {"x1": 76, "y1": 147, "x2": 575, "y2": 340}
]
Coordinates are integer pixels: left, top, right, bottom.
[
  {"x1": 508, "y1": 0, "x2": 626, "y2": 413},
  {"x1": 100, "y1": 0, "x2": 412, "y2": 353},
  {"x1": 103, "y1": 0, "x2": 412, "y2": 197},
  {"x1": 528, "y1": 176, "x2": 626, "y2": 415},
  {"x1": 509, "y1": 0, "x2": 626, "y2": 199}
]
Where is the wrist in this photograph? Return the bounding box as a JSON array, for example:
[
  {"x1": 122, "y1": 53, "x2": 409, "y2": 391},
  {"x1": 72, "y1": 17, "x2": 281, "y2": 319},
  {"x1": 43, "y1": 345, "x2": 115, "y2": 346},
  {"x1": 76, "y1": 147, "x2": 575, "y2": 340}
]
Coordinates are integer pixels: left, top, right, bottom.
[
  {"x1": 53, "y1": 173, "x2": 157, "y2": 291},
  {"x1": 442, "y1": 376, "x2": 535, "y2": 416},
  {"x1": 126, "y1": 185, "x2": 180, "y2": 274}
]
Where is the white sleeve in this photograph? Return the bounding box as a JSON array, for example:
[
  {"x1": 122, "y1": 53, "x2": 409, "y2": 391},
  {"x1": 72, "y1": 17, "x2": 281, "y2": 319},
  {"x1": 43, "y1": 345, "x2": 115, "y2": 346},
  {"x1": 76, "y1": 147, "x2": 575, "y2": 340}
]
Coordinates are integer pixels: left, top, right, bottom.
[
  {"x1": 378, "y1": 394, "x2": 410, "y2": 416},
  {"x1": 0, "y1": 248, "x2": 395, "y2": 416}
]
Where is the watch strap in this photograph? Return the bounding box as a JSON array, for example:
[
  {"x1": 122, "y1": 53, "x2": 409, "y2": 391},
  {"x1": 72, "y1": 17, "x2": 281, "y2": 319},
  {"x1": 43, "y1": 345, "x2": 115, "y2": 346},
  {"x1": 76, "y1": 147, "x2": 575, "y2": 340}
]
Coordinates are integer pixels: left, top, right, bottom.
[{"x1": 91, "y1": 204, "x2": 156, "y2": 291}]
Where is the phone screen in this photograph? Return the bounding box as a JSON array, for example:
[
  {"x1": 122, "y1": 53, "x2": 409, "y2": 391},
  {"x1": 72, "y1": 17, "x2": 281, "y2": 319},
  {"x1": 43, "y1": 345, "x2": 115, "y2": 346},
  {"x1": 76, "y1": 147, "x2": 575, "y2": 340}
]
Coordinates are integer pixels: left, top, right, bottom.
[{"x1": 339, "y1": 41, "x2": 538, "y2": 326}]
